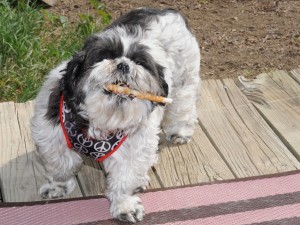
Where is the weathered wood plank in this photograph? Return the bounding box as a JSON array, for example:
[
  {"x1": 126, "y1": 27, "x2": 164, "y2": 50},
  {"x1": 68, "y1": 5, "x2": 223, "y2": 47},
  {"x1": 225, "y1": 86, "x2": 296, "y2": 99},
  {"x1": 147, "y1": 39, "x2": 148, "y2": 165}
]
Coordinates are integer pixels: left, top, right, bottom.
[
  {"x1": 147, "y1": 167, "x2": 162, "y2": 189},
  {"x1": 290, "y1": 68, "x2": 300, "y2": 84},
  {"x1": 0, "y1": 101, "x2": 39, "y2": 202},
  {"x1": 77, "y1": 159, "x2": 107, "y2": 196},
  {"x1": 0, "y1": 102, "x2": 82, "y2": 202},
  {"x1": 239, "y1": 70, "x2": 300, "y2": 160},
  {"x1": 198, "y1": 79, "x2": 300, "y2": 178},
  {"x1": 199, "y1": 80, "x2": 260, "y2": 177},
  {"x1": 16, "y1": 102, "x2": 83, "y2": 200},
  {"x1": 224, "y1": 79, "x2": 300, "y2": 170},
  {"x1": 153, "y1": 123, "x2": 235, "y2": 188}
]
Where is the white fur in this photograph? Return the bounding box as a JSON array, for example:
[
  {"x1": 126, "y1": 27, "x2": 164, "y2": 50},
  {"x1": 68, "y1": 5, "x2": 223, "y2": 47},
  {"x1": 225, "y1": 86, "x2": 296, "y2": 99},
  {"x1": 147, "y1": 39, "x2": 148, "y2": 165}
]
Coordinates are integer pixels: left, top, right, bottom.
[{"x1": 31, "y1": 10, "x2": 200, "y2": 223}]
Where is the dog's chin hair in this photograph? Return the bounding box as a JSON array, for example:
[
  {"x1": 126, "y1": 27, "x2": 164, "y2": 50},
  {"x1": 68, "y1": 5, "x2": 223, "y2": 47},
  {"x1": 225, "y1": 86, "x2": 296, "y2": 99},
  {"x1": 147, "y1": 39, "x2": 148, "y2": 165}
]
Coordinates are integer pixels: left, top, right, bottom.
[{"x1": 84, "y1": 91, "x2": 153, "y2": 133}]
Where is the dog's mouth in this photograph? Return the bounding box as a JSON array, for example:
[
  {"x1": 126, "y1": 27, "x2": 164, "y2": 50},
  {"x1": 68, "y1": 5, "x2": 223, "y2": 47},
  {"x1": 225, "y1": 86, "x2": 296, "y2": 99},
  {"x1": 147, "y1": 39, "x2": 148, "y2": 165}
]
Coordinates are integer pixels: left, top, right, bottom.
[
  {"x1": 112, "y1": 79, "x2": 130, "y2": 88},
  {"x1": 104, "y1": 79, "x2": 136, "y2": 101}
]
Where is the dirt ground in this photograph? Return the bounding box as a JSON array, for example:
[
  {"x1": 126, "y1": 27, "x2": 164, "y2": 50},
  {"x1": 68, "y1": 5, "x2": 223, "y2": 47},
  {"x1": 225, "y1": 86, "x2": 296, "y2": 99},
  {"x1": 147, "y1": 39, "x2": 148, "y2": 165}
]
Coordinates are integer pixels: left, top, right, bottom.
[{"x1": 48, "y1": 0, "x2": 300, "y2": 79}]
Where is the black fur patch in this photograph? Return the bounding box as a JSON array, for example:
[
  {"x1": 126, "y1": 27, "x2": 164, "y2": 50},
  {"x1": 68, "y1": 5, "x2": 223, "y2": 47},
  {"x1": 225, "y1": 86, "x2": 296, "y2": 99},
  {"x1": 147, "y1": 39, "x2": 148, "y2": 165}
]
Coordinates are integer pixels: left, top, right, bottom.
[
  {"x1": 61, "y1": 51, "x2": 85, "y2": 107},
  {"x1": 45, "y1": 80, "x2": 61, "y2": 125},
  {"x1": 60, "y1": 51, "x2": 87, "y2": 129},
  {"x1": 83, "y1": 35, "x2": 123, "y2": 69},
  {"x1": 155, "y1": 63, "x2": 169, "y2": 98},
  {"x1": 107, "y1": 8, "x2": 185, "y2": 31},
  {"x1": 126, "y1": 43, "x2": 168, "y2": 97}
]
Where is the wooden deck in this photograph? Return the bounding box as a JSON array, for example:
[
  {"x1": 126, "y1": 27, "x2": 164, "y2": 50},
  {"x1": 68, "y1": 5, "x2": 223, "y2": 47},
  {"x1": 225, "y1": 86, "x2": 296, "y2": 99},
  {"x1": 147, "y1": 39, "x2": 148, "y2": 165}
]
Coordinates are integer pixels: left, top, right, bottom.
[{"x1": 1, "y1": 69, "x2": 300, "y2": 203}]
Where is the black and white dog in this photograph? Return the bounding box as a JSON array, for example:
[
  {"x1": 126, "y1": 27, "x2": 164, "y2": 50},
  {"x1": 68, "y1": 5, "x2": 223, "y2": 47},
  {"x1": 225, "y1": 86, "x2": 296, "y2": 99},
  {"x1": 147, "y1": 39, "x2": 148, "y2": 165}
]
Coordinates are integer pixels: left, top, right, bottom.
[{"x1": 31, "y1": 8, "x2": 200, "y2": 223}]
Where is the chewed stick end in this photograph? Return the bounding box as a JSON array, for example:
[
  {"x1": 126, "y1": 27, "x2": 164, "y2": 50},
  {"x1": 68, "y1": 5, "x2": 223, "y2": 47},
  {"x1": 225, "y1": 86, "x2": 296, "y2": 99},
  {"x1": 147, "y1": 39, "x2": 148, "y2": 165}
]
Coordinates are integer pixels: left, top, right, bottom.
[{"x1": 164, "y1": 98, "x2": 173, "y2": 104}]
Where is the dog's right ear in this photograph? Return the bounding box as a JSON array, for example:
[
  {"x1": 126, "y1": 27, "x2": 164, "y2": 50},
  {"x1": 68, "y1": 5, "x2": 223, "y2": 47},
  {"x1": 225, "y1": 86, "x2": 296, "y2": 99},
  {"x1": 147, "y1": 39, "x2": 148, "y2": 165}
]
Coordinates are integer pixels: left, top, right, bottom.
[
  {"x1": 63, "y1": 35, "x2": 100, "y2": 85},
  {"x1": 62, "y1": 35, "x2": 101, "y2": 90},
  {"x1": 60, "y1": 50, "x2": 87, "y2": 117},
  {"x1": 62, "y1": 51, "x2": 86, "y2": 96},
  {"x1": 46, "y1": 51, "x2": 86, "y2": 125}
]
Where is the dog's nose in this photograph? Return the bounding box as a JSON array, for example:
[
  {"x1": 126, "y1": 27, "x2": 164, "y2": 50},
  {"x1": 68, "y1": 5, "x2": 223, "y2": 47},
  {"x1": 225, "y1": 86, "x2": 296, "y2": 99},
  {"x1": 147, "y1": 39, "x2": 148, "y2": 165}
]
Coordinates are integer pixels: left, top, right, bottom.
[{"x1": 117, "y1": 62, "x2": 130, "y2": 74}]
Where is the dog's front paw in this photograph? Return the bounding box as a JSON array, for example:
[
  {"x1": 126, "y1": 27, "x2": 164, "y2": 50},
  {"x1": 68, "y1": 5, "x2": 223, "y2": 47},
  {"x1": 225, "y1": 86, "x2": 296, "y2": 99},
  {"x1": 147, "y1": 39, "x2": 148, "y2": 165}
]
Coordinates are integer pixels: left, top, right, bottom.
[
  {"x1": 111, "y1": 195, "x2": 145, "y2": 223},
  {"x1": 39, "y1": 183, "x2": 67, "y2": 199},
  {"x1": 167, "y1": 134, "x2": 192, "y2": 144},
  {"x1": 39, "y1": 179, "x2": 76, "y2": 199}
]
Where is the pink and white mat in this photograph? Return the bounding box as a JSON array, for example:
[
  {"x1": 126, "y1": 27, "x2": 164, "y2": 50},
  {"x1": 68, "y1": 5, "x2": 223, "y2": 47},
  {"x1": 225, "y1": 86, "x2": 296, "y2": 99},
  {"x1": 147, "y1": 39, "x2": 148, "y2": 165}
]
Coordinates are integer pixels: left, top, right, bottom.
[{"x1": 1, "y1": 171, "x2": 300, "y2": 224}]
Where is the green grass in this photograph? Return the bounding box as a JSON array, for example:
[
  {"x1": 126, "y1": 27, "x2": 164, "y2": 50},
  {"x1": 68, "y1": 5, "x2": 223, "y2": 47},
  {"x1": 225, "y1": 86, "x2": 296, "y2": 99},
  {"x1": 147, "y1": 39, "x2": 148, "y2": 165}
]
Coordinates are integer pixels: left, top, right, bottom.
[{"x1": 0, "y1": 0, "x2": 110, "y2": 102}]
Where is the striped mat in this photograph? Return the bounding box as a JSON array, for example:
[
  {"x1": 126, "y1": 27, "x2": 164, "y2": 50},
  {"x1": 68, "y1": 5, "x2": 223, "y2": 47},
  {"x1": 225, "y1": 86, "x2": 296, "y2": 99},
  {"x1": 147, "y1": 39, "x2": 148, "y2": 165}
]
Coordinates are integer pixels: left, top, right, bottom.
[{"x1": 1, "y1": 171, "x2": 300, "y2": 225}]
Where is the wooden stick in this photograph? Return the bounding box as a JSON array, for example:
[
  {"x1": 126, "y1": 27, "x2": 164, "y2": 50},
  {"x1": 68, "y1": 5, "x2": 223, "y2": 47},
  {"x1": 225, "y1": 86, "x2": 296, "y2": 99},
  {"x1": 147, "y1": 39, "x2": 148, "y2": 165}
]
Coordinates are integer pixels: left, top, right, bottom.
[{"x1": 106, "y1": 84, "x2": 173, "y2": 104}]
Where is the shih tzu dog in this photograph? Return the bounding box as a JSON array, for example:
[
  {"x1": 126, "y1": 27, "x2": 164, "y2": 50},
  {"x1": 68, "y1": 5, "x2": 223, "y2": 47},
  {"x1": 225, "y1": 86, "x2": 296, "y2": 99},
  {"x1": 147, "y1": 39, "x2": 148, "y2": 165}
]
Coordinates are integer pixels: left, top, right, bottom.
[{"x1": 31, "y1": 8, "x2": 200, "y2": 223}]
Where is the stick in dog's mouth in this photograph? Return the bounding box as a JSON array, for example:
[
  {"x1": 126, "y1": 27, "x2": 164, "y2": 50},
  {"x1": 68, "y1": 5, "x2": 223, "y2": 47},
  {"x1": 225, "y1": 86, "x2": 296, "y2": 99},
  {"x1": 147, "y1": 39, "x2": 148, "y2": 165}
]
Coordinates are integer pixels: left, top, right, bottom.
[{"x1": 106, "y1": 84, "x2": 173, "y2": 104}]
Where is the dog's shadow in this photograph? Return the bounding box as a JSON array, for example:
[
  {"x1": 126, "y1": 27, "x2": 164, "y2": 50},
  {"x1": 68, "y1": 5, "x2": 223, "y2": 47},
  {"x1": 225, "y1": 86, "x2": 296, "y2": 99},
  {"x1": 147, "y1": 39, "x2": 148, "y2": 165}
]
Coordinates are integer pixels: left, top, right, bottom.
[
  {"x1": 0, "y1": 151, "x2": 107, "y2": 202},
  {"x1": 0, "y1": 131, "x2": 176, "y2": 203}
]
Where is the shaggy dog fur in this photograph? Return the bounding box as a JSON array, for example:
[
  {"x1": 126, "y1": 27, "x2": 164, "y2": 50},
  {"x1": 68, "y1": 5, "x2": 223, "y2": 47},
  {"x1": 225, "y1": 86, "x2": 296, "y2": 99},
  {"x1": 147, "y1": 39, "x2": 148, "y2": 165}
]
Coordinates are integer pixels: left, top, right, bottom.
[{"x1": 31, "y1": 8, "x2": 200, "y2": 223}]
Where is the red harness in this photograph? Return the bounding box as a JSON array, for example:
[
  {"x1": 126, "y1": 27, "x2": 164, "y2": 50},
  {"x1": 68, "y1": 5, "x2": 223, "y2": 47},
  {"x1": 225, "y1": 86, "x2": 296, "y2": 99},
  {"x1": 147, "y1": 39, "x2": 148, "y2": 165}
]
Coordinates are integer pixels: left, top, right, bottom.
[{"x1": 59, "y1": 95, "x2": 127, "y2": 162}]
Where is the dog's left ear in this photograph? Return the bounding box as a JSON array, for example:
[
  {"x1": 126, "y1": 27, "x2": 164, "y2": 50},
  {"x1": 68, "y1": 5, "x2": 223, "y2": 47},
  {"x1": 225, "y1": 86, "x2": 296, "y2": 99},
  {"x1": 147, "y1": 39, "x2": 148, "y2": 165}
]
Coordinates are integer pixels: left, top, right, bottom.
[{"x1": 156, "y1": 63, "x2": 168, "y2": 98}]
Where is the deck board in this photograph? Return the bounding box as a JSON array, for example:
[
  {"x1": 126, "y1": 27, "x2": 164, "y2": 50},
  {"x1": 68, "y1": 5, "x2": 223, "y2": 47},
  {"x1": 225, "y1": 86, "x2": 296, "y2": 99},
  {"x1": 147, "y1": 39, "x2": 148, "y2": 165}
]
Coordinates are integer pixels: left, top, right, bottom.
[
  {"x1": 239, "y1": 70, "x2": 300, "y2": 160},
  {"x1": 76, "y1": 159, "x2": 107, "y2": 196},
  {"x1": 197, "y1": 79, "x2": 300, "y2": 178},
  {"x1": 0, "y1": 70, "x2": 300, "y2": 202},
  {"x1": 290, "y1": 68, "x2": 300, "y2": 84},
  {"x1": 17, "y1": 102, "x2": 84, "y2": 200},
  {"x1": 224, "y1": 79, "x2": 300, "y2": 170},
  {"x1": 0, "y1": 102, "x2": 82, "y2": 202},
  {"x1": 0, "y1": 101, "x2": 40, "y2": 202},
  {"x1": 147, "y1": 167, "x2": 162, "y2": 189},
  {"x1": 153, "y1": 124, "x2": 235, "y2": 187}
]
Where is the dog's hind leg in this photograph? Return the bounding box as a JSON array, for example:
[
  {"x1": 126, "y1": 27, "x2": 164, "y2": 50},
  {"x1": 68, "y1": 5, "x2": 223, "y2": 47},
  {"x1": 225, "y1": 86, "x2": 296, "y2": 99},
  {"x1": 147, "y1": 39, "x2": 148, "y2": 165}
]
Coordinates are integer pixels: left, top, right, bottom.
[
  {"x1": 163, "y1": 65, "x2": 201, "y2": 144},
  {"x1": 37, "y1": 147, "x2": 83, "y2": 199}
]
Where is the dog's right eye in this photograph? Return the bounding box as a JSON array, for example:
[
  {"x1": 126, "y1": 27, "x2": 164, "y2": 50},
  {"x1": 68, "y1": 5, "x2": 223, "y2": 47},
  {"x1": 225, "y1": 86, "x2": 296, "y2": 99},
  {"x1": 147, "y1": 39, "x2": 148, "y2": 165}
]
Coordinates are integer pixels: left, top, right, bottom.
[{"x1": 134, "y1": 59, "x2": 146, "y2": 67}]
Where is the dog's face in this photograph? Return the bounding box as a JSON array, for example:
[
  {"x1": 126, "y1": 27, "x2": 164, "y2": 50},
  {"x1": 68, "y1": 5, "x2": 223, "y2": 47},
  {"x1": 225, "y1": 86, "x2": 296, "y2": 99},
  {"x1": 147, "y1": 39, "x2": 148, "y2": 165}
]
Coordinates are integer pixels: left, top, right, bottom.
[{"x1": 62, "y1": 31, "x2": 168, "y2": 131}]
